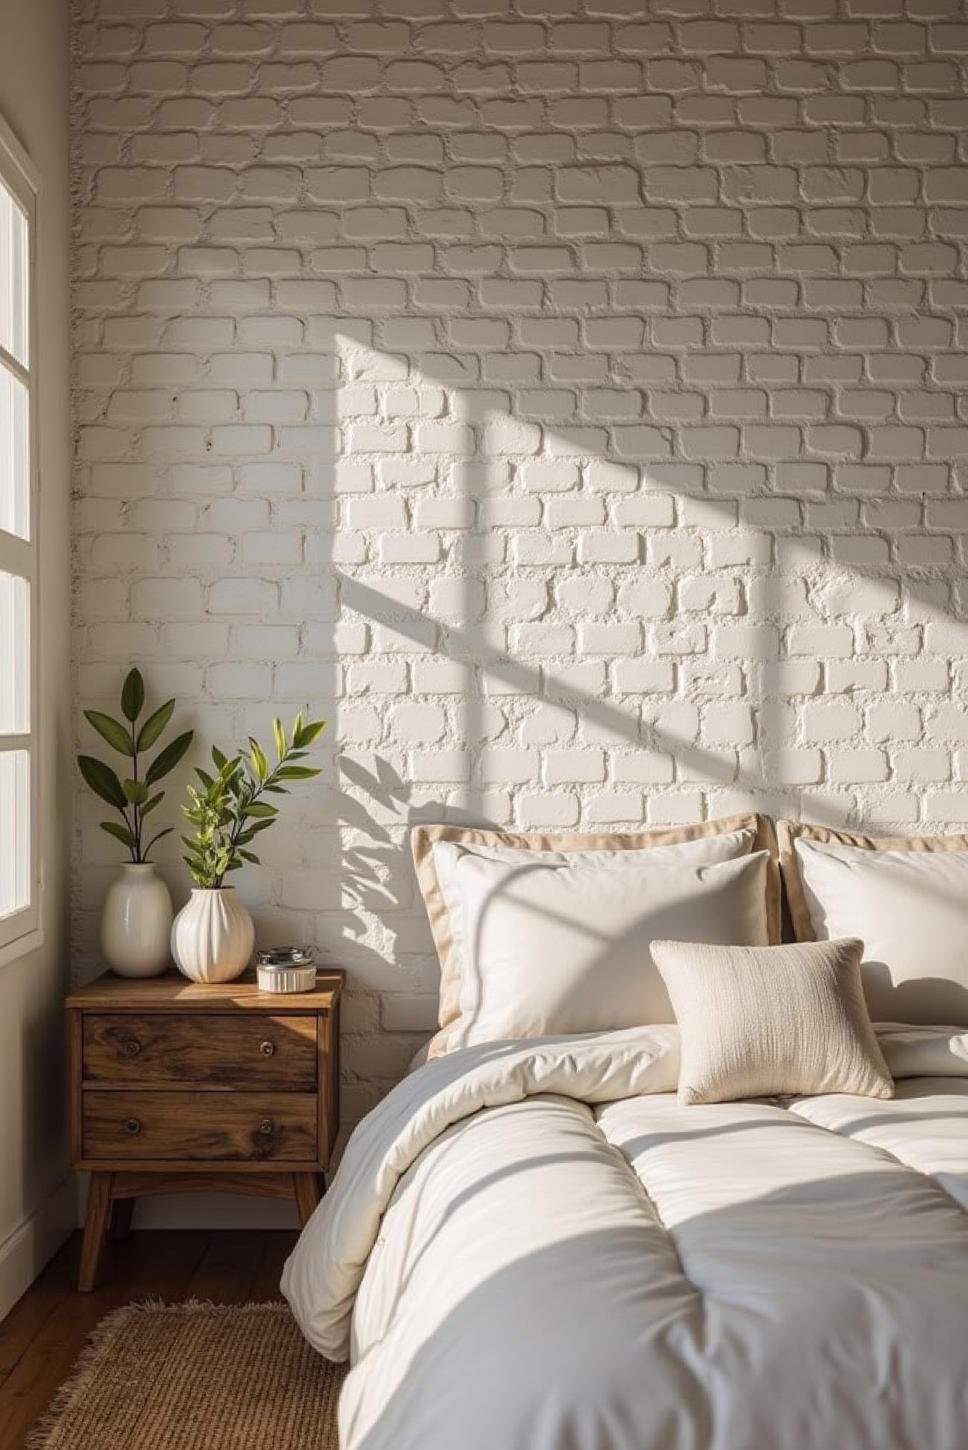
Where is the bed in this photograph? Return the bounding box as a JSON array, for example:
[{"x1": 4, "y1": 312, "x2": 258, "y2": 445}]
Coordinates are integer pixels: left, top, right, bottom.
[
  {"x1": 282, "y1": 818, "x2": 968, "y2": 1449},
  {"x1": 282, "y1": 1023, "x2": 968, "y2": 1450}
]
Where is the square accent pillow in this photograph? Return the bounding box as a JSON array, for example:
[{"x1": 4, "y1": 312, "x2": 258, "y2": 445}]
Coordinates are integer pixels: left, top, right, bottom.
[
  {"x1": 777, "y1": 820, "x2": 968, "y2": 1026},
  {"x1": 427, "y1": 849, "x2": 772, "y2": 1057},
  {"x1": 413, "y1": 813, "x2": 781, "y2": 1036},
  {"x1": 651, "y1": 937, "x2": 894, "y2": 1106}
]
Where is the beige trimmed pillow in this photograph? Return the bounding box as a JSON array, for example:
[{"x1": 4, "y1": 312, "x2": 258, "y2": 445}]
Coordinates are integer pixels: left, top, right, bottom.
[
  {"x1": 651, "y1": 937, "x2": 894, "y2": 1106},
  {"x1": 777, "y1": 820, "x2": 968, "y2": 1026},
  {"x1": 427, "y1": 850, "x2": 772, "y2": 1056},
  {"x1": 413, "y1": 813, "x2": 781, "y2": 1034}
]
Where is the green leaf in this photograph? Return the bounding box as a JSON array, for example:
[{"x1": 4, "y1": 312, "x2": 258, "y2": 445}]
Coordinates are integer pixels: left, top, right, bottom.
[
  {"x1": 123, "y1": 778, "x2": 149, "y2": 805},
  {"x1": 78, "y1": 755, "x2": 128, "y2": 811},
  {"x1": 212, "y1": 745, "x2": 228, "y2": 770},
  {"x1": 84, "y1": 710, "x2": 134, "y2": 756},
  {"x1": 239, "y1": 850, "x2": 260, "y2": 864},
  {"x1": 249, "y1": 738, "x2": 269, "y2": 782},
  {"x1": 143, "y1": 827, "x2": 172, "y2": 856},
  {"x1": 141, "y1": 792, "x2": 164, "y2": 816},
  {"x1": 272, "y1": 717, "x2": 286, "y2": 761},
  {"x1": 276, "y1": 765, "x2": 321, "y2": 780},
  {"x1": 145, "y1": 730, "x2": 194, "y2": 785},
  {"x1": 136, "y1": 698, "x2": 175, "y2": 752},
  {"x1": 120, "y1": 669, "x2": 145, "y2": 723},
  {"x1": 194, "y1": 768, "x2": 215, "y2": 790},
  {"x1": 100, "y1": 820, "x2": 135, "y2": 849},
  {"x1": 294, "y1": 718, "x2": 326, "y2": 749},
  {"x1": 244, "y1": 801, "x2": 277, "y2": 818}
]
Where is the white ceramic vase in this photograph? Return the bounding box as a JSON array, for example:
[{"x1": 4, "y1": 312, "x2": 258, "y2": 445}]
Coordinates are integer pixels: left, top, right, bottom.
[
  {"x1": 170, "y1": 887, "x2": 255, "y2": 984},
  {"x1": 100, "y1": 863, "x2": 173, "y2": 978}
]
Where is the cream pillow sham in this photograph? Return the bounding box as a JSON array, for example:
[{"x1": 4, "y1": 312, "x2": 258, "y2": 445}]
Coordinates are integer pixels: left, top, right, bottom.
[
  {"x1": 413, "y1": 813, "x2": 781, "y2": 1037},
  {"x1": 778, "y1": 821, "x2": 968, "y2": 1026},
  {"x1": 652, "y1": 938, "x2": 894, "y2": 1106},
  {"x1": 428, "y1": 849, "x2": 771, "y2": 1056}
]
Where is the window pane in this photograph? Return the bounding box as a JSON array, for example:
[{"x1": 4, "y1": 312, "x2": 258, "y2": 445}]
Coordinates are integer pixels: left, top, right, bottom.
[
  {"x1": 0, "y1": 749, "x2": 30, "y2": 920},
  {"x1": 0, "y1": 178, "x2": 28, "y2": 367},
  {"x1": 0, "y1": 361, "x2": 28, "y2": 538},
  {"x1": 0, "y1": 571, "x2": 28, "y2": 732}
]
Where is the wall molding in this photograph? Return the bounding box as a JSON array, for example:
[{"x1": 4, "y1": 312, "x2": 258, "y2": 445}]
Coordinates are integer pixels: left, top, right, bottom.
[{"x1": 0, "y1": 1177, "x2": 75, "y2": 1322}]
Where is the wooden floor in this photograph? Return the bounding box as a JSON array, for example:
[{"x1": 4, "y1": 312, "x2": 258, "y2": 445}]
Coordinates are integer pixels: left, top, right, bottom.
[{"x1": 0, "y1": 1228, "x2": 298, "y2": 1450}]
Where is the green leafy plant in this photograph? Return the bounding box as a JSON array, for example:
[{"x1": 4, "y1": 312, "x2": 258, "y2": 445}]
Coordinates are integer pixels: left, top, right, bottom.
[
  {"x1": 181, "y1": 712, "x2": 325, "y2": 889},
  {"x1": 77, "y1": 667, "x2": 194, "y2": 863}
]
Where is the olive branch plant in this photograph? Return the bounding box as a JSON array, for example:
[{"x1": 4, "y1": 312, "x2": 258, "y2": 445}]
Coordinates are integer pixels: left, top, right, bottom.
[
  {"x1": 181, "y1": 712, "x2": 325, "y2": 890},
  {"x1": 77, "y1": 668, "x2": 195, "y2": 863}
]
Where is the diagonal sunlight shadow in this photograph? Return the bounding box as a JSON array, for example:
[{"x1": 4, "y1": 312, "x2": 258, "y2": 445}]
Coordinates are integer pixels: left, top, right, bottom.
[
  {"x1": 339, "y1": 572, "x2": 890, "y2": 832},
  {"x1": 330, "y1": 331, "x2": 967, "y2": 844},
  {"x1": 282, "y1": 323, "x2": 968, "y2": 1053}
]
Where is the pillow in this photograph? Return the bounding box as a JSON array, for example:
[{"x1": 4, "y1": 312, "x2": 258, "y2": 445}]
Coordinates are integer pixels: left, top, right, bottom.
[
  {"x1": 651, "y1": 937, "x2": 894, "y2": 1105},
  {"x1": 777, "y1": 820, "x2": 968, "y2": 1026},
  {"x1": 428, "y1": 849, "x2": 771, "y2": 1056},
  {"x1": 413, "y1": 813, "x2": 781, "y2": 1035}
]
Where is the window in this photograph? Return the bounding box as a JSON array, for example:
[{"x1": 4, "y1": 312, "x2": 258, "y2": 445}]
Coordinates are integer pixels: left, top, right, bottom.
[{"x1": 0, "y1": 118, "x2": 38, "y2": 957}]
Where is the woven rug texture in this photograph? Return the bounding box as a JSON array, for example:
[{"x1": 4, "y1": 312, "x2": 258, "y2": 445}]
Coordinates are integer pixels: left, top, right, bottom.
[{"x1": 27, "y1": 1302, "x2": 345, "y2": 1450}]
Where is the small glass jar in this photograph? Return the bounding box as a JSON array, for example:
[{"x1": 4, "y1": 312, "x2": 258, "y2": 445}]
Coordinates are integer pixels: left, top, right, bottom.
[{"x1": 255, "y1": 946, "x2": 317, "y2": 994}]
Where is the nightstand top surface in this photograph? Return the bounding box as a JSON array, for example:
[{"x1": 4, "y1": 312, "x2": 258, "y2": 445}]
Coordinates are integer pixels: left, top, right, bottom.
[{"x1": 66, "y1": 968, "x2": 344, "y2": 1011}]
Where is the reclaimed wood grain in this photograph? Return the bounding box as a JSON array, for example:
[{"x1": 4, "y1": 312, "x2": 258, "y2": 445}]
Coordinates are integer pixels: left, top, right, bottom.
[
  {"x1": 82, "y1": 1091, "x2": 318, "y2": 1164},
  {"x1": 83, "y1": 1013, "x2": 317, "y2": 1091}
]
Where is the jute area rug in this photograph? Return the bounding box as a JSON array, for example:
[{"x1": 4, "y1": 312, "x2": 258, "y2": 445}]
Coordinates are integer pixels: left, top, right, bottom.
[{"x1": 28, "y1": 1302, "x2": 346, "y2": 1449}]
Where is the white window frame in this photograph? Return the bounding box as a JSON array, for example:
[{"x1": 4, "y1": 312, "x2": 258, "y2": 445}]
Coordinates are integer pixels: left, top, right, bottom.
[{"x1": 0, "y1": 114, "x2": 41, "y2": 964}]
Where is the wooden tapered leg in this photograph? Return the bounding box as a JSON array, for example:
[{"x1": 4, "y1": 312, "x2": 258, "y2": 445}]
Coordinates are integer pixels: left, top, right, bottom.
[
  {"x1": 79, "y1": 1173, "x2": 114, "y2": 1292},
  {"x1": 292, "y1": 1173, "x2": 321, "y2": 1228}
]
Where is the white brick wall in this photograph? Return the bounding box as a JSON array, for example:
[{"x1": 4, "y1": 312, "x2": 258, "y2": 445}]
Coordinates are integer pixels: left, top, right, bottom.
[{"x1": 73, "y1": 0, "x2": 968, "y2": 1120}]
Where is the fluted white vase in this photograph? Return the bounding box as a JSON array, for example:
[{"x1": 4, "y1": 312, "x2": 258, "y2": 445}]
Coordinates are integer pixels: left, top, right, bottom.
[
  {"x1": 101, "y1": 863, "x2": 173, "y2": 978},
  {"x1": 171, "y1": 886, "x2": 255, "y2": 984}
]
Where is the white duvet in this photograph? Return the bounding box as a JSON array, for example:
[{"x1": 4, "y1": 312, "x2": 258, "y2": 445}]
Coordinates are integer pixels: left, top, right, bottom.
[{"x1": 282, "y1": 1024, "x2": 968, "y2": 1450}]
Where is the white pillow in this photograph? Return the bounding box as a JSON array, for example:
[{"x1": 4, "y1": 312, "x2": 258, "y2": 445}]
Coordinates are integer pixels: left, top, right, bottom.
[
  {"x1": 430, "y1": 848, "x2": 770, "y2": 1054},
  {"x1": 652, "y1": 937, "x2": 893, "y2": 1105},
  {"x1": 794, "y1": 838, "x2": 968, "y2": 1026},
  {"x1": 433, "y1": 826, "x2": 755, "y2": 1014}
]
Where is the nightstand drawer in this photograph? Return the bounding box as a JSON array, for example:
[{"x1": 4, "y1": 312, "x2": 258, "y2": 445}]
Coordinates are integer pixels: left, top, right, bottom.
[
  {"x1": 83, "y1": 1013, "x2": 317, "y2": 1091},
  {"x1": 81, "y1": 1090, "x2": 318, "y2": 1162}
]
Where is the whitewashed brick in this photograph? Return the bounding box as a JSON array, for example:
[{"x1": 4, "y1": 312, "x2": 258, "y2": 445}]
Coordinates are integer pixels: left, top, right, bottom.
[{"x1": 72, "y1": 8, "x2": 968, "y2": 1125}]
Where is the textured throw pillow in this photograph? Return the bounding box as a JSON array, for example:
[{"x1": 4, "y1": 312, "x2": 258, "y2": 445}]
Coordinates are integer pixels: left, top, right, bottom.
[
  {"x1": 777, "y1": 820, "x2": 968, "y2": 1026},
  {"x1": 651, "y1": 937, "x2": 894, "y2": 1106},
  {"x1": 428, "y1": 849, "x2": 771, "y2": 1056},
  {"x1": 413, "y1": 813, "x2": 782, "y2": 1035}
]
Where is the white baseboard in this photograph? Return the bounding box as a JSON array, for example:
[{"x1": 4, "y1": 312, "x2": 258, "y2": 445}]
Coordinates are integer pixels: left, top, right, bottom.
[{"x1": 0, "y1": 1178, "x2": 75, "y2": 1322}]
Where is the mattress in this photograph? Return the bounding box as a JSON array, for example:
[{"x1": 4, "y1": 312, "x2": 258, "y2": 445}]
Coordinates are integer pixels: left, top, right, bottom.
[{"x1": 282, "y1": 1026, "x2": 968, "y2": 1450}]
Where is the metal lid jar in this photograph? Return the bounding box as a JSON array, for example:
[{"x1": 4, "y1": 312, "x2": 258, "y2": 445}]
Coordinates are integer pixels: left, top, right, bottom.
[{"x1": 255, "y1": 946, "x2": 317, "y2": 994}]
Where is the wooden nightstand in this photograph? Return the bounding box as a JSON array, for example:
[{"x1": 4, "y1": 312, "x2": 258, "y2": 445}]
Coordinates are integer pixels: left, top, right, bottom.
[{"x1": 66, "y1": 968, "x2": 342, "y2": 1291}]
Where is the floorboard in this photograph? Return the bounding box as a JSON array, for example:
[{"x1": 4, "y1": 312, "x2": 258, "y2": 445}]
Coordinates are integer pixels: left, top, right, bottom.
[{"x1": 0, "y1": 1229, "x2": 298, "y2": 1450}]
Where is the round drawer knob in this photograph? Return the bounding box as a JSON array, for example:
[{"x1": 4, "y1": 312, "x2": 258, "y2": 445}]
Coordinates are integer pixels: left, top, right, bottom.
[
  {"x1": 121, "y1": 1038, "x2": 142, "y2": 1059},
  {"x1": 124, "y1": 1117, "x2": 141, "y2": 1136},
  {"x1": 258, "y1": 1118, "x2": 274, "y2": 1136},
  {"x1": 259, "y1": 1040, "x2": 275, "y2": 1057}
]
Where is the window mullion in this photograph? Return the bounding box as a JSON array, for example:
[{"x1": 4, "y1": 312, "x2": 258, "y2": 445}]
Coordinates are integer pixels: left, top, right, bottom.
[{"x1": 0, "y1": 342, "x2": 27, "y2": 388}]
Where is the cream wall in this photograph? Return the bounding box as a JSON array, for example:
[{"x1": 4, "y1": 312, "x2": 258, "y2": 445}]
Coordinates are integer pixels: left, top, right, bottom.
[
  {"x1": 71, "y1": 1, "x2": 968, "y2": 1168},
  {"x1": 0, "y1": 0, "x2": 74, "y2": 1316}
]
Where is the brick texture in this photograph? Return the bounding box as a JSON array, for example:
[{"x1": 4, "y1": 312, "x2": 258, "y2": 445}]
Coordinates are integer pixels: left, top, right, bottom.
[{"x1": 73, "y1": 0, "x2": 968, "y2": 1118}]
